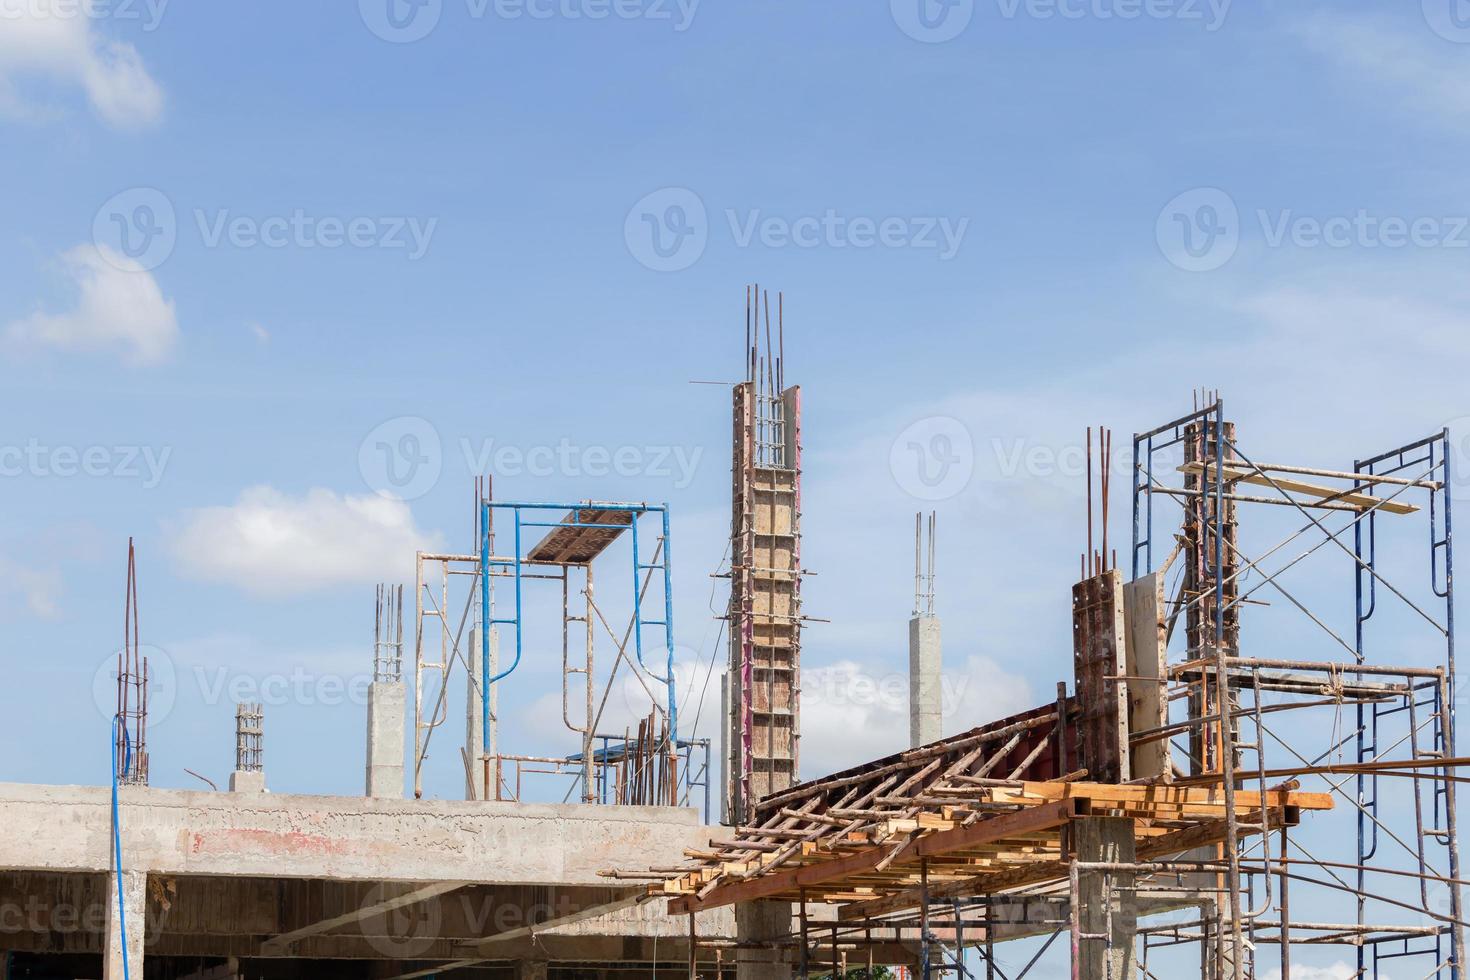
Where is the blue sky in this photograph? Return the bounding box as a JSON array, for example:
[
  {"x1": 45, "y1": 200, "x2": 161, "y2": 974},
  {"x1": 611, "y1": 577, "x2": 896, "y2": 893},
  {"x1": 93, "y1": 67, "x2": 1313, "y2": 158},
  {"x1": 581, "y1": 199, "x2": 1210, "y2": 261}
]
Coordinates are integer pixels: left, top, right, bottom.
[{"x1": 3, "y1": 2, "x2": 1470, "y2": 973}]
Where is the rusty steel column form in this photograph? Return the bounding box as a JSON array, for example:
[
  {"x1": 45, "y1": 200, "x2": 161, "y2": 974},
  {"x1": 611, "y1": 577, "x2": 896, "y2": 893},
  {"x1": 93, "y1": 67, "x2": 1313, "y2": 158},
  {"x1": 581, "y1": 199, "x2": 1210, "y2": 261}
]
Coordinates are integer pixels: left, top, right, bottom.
[{"x1": 728, "y1": 284, "x2": 803, "y2": 826}]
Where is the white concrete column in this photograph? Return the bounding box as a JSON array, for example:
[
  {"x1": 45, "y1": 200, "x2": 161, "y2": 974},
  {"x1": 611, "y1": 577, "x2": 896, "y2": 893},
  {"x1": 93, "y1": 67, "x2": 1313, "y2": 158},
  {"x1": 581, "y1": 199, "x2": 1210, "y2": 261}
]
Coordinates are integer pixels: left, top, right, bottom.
[
  {"x1": 735, "y1": 901, "x2": 792, "y2": 980},
  {"x1": 908, "y1": 614, "x2": 942, "y2": 747},
  {"x1": 104, "y1": 870, "x2": 145, "y2": 980},
  {"x1": 1076, "y1": 817, "x2": 1137, "y2": 980},
  {"x1": 366, "y1": 680, "x2": 406, "y2": 798},
  {"x1": 466, "y1": 626, "x2": 498, "y2": 800}
]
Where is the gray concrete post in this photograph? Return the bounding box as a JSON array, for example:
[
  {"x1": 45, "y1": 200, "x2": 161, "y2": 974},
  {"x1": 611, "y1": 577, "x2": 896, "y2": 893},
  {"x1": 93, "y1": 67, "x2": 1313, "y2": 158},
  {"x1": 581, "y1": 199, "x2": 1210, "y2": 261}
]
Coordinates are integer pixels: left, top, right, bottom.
[
  {"x1": 467, "y1": 626, "x2": 484, "y2": 800},
  {"x1": 366, "y1": 680, "x2": 406, "y2": 798},
  {"x1": 735, "y1": 901, "x2": 793, "y2": 980},
  {"x1": 104, "y1": 870, "x2": 145, "y2": 980},
  {"x1": 908, "y1": 615, "x2": 942, "y2": 747},
  {"x1": 228, "y1": 770, "x2": 265, "y2": 793},
  {"x1": 1076, "y1": 816, "x2": 1138, "y2": 980}
]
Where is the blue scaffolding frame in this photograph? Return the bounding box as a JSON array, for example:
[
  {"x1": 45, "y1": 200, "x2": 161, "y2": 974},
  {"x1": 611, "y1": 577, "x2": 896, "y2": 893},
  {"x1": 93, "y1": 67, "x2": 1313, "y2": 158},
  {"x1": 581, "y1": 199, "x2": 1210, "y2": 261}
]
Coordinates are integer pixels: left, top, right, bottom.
[
  {"x1": 1131, "y1": 406, "x2": 1463, "y2": 979},
  {"x1": 477, "y1": 500, "x2": 680, "y2": 780}
]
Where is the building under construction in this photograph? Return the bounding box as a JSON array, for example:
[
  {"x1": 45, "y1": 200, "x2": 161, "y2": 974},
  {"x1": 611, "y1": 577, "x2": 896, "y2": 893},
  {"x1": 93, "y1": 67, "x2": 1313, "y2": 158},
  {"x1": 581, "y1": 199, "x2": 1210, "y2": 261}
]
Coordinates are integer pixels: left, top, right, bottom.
[{"x1": 0, "y1": 290, "x2": 1463, "y2": 979}]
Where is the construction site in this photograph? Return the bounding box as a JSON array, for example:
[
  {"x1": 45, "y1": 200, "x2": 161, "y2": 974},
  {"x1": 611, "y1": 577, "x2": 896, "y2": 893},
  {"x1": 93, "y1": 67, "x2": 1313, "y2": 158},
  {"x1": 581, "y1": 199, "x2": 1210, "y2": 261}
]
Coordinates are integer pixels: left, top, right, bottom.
[{"x1": 0, "y1": 287, "x2": 1463, "y2": 980}]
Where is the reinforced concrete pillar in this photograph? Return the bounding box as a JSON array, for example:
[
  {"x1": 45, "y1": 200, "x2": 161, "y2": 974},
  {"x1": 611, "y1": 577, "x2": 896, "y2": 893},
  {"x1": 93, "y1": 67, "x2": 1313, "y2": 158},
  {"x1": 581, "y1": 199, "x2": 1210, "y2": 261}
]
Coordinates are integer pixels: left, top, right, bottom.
[
  {"x1": 735, "y1": 901, "x2": 793, "y2": 980},
  {"x1": 366, "y1": 679, "x2": 406, "y2": 798},
  {"x1": 514, "y1": 958, "x2": 548, "y2": 980},
  {"x1": 908, "y1": 614, "x2": 942, "y2": 747},
  {"x1": 1075, "y1": 817, "x2": 1137, "y2": 980},
  {"x1": 104, "y1": 870, "x2": 145, "y2": 980}
]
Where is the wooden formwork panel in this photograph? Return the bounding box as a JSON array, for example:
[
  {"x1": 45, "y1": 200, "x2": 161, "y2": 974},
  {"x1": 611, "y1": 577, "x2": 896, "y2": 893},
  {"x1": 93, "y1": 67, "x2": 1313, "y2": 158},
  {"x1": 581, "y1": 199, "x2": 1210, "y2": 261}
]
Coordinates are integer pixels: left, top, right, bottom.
[
  {"x1": 747, "y1": 670, "x2": 794, "y2": 713},
  {"x1": 1072, "y1": 570, "x2": 1131, "y2": 784},
  {"x1": 749, "y1": 716, "x2": 796, "y2": 761}
]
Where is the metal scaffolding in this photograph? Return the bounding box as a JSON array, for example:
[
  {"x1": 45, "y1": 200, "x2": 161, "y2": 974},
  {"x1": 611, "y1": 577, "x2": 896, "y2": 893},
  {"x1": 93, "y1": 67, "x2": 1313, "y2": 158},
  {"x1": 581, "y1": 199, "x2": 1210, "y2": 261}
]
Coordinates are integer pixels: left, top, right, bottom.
[{"x1": 634, "y1": 396, "x2": 1466, "y2": 980}]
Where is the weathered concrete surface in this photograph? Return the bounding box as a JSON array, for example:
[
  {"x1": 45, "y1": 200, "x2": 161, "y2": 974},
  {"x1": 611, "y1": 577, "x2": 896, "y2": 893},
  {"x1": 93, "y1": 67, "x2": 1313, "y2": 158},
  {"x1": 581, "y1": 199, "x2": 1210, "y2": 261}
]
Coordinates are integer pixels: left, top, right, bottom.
[
  {"x1": 908, "y1": 615, "x2": 942, "y2": 747},
  {"x1": 366, "y1": 681, "x2": 406, "y2": 799},
  {"x1": 1077, "y1": 816, "x2": 1138, "y2": 980},
  {"x1": 103, "y1": 869, "x2": 143, "y2": 980},
  {"x1": 229, "y1": 770, "x2": 266, "y2": 794},
  {"x1": 0, "y1": 782, "x2": 707, "y2": 886},
  {"x1": 735, "y1": 901, "x2": 793, "y2": 980}
]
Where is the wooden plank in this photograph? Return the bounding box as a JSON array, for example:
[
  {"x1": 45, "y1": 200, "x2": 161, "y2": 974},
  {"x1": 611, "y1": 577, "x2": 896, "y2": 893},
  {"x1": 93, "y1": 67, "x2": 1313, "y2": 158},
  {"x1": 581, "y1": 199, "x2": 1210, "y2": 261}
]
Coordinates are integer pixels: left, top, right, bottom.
[
  {"x1": 1124, "y1": 573, "x2": 1170, "y2": 782},
  {"x1": 667, "y1": 799, "x2": 1080, "y2": 914},
  {"x1": 990, "y1": 781, "x2": 1333, "y2": 811},
  {"x1": 525, "y1": 508, "x2": 633, "y2": 563},
  {"x1": 1180, "y1": 463, "x2": 1418, "y2": 515}
]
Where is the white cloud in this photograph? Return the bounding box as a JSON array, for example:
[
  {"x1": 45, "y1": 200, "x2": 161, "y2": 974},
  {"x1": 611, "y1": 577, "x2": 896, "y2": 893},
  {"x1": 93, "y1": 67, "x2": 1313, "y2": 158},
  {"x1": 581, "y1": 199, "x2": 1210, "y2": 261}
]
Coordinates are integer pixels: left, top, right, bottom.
[
  {"x1": 6, "y1": 244, "x2": 178, "y2": 365},
  {"x1": 1292, "y1": 12, "x2": 1470, "y2": 125},
  {"x1": 0, "y1": 4, "x2": 163, "y2": 127},
  {"x1": 167, "y1": 487, "x2": 443, "y2": 597},
  {"x1": 800, "y1": 655, "x2": 1032, "y2": 776},
  {"x1": 0, "y1": 555, "x2": 62, "y2": 618}
]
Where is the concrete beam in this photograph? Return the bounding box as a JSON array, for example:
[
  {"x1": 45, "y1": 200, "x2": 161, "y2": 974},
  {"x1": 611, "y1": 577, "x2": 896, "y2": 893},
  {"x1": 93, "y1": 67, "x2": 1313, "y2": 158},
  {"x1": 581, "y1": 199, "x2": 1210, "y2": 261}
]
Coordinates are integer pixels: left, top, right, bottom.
[{"x1": 0, "y1": 782, "x2": 706, "y2": 885}]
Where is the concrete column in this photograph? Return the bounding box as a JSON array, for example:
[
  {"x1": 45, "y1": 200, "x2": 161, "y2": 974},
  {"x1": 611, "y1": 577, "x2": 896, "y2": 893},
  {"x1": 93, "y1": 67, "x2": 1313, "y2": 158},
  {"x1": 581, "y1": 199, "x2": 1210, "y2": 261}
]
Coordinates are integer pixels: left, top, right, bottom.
[
  {"x1": 514, "y1": 958, "x2": 548, "y2": 980},
  {"x1": 228, "y1": 770, "x2": 265, "y2": 793},
  {"x1": 908, "y1": 614, "x2": 942, "y2": 747},
  {"x1": 366, "y1": 680, "x2": 406, "y2": 798},
  {"x1": 104, "y1": 870, "x2": 145, "y2": 980},
  {"x1": 1075, "y1": 817, "x2": 1137, "y2": 980},
  {"x1": 466, "y1": 626, "x2": 498, "y2": 800},
  {"x1": 735, "y1": 901, "x2": 792, "y2": 980}
]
